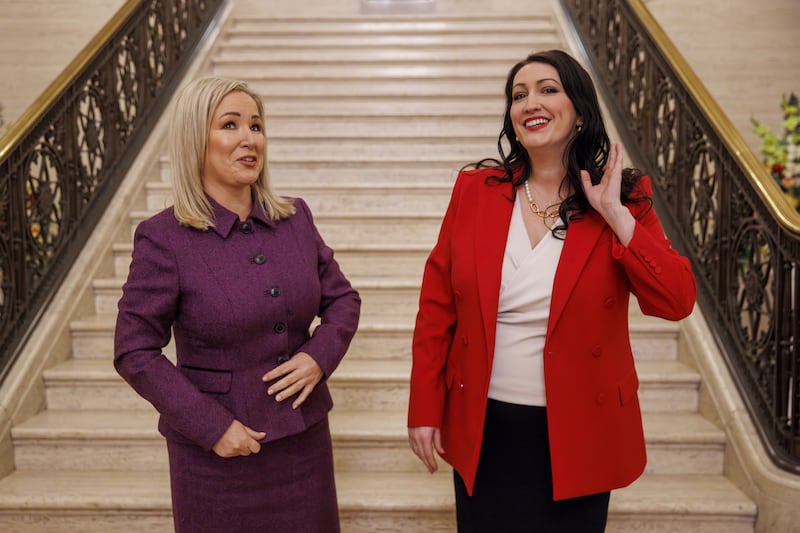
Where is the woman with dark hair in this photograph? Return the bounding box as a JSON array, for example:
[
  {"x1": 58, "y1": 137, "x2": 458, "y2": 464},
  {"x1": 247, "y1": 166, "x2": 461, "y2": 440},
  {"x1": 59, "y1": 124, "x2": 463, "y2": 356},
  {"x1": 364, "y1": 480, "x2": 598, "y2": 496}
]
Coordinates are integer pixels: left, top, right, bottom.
[{"x1": 407, "y1": 50, "x2": 696, "y2": 531}]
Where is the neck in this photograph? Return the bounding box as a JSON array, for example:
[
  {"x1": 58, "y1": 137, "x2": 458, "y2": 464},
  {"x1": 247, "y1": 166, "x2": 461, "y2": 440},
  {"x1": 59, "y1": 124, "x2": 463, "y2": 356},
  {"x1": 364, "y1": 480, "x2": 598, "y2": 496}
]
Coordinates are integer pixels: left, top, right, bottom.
[{"x1": 204, "y1": 184, "x2": 253, "y2": 221}]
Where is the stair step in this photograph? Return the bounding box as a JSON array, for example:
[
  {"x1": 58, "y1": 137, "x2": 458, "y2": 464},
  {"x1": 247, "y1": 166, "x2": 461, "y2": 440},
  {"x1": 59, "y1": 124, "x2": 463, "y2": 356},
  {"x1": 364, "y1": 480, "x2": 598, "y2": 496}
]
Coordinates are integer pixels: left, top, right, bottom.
[
  {"x1": 42, "y1": 357, "x2": 699, "y2": 412},
  {"x1": 11, "y1": 408, "x2": 723, "y2": 476},
  {"x1": 91, "y1": 276, "x2": 421, "y2": 322},
  {"x1": 70, "y1": 312, "x2": 679, "y2": 365},
  {"x1": 158, "y1": 157, "x2": 463, "y2": 185},
  {"x1": 212, "y1": 63, "x2": 520, "y2": 82},
  {"x1": 111, "y1": 240, "x2": 431, "y2": 283},
  {"x1": 126, "y1": 210, "x2": 443, "y2": 246},
  {"x1": 228, "y1": 17, "x2": 556, "y2": 36},
  {"x1": 270, "y1": 161, "x2": 465, "y2": 181},
  {"x1": 222, "y1": 33, "x2": 558, "y2": 50},
  {"x1": 256, "y1": 136, "x2": 502, "y2": 159},
  {"x1": 0, "y1": 470, "x2": 754, "y2": 533},
  {"x1": 249, "y1": 79, "x2": 505, "y2": 97},
  {"x1": 143, "y1": 181, "x2": 454, "y2": 215},
  {"x1": 212, "y1": 46, "x2": 550, "y2": 64}
]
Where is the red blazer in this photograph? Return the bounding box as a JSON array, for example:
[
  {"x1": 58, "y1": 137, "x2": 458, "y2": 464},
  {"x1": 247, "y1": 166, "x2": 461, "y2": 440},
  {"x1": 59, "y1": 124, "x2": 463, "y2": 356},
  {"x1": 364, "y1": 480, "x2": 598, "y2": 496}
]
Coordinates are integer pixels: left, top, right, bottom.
[{"x1": 408, "y1": 168, "x2": 696, "y2": 500}]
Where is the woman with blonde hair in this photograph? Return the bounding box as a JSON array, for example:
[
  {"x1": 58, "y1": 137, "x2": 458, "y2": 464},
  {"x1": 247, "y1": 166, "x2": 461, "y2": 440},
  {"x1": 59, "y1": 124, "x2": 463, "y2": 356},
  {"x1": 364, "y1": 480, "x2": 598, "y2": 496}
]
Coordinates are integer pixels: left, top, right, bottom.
[{"x1": 115, "y1": 76, "x2": 360, "y2": 531}]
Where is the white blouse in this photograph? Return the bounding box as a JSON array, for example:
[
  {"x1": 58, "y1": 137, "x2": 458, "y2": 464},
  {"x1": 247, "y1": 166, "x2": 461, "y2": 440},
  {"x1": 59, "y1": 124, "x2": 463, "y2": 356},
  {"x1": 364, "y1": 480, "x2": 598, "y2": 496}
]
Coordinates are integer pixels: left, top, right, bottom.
[{"x1": 488, "y1": 192, "x2": 564, "y2": 406}]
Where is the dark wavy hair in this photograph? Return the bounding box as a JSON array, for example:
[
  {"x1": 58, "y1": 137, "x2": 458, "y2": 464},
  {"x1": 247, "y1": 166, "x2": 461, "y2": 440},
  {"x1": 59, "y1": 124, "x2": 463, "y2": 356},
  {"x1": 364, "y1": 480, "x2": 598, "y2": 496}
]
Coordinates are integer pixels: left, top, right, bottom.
[{"x1": 467, "y1": 49, "x2": 648, "y2": 236}]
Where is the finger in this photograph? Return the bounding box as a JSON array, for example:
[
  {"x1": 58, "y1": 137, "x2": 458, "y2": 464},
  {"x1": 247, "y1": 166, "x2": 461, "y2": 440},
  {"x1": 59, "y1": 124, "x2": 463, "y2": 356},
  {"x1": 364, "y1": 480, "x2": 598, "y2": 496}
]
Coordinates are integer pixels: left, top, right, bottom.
[
  {"x1": 273, "y1": 377, "x2": 304, "y2": 401},
  {"x1": 410, "y1": 431, "x2": 437, "y2": 473},
  {"x1": 248, "y1": 439, "x2": 261, "y2": 454},
  {"x1": 580, "y1": 169, "x2": 594, "y2": 192},
  {"x1": 433, "y1": 429, "x2": 445, "y2": 455},
  {"x1": 262, "y1": 361, "x2": 294, "y2": 382},
  {"x1": 267, "y1": 372, "x2": 297, "y2": 396},
  {"x1": 420, "y1": 440, "x2": 438, "y2": 473},
  {"x1": 245, "y1": 426, "x2": 267, "y2": 441},
  {"x1": 610, "y1": 143, "x2": 622, "y2": 175},
  {"x1": 292, "y1": 384, "x2": 314, "y2": 409}
]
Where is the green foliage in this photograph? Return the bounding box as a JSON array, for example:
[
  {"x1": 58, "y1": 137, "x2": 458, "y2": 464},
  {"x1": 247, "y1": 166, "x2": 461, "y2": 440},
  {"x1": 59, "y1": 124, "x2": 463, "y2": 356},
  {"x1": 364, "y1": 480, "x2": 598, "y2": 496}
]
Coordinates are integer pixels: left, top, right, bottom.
[{"x1": 751, "y1": 92, "x2": 800, "y2": 211}]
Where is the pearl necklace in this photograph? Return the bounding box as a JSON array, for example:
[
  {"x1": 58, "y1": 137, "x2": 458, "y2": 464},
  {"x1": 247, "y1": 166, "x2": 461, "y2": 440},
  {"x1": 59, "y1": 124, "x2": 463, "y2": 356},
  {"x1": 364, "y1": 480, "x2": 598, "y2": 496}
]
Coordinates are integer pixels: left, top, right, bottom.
[{"x1": 523, "y1": 181, "x2": 562, "y2": 219}]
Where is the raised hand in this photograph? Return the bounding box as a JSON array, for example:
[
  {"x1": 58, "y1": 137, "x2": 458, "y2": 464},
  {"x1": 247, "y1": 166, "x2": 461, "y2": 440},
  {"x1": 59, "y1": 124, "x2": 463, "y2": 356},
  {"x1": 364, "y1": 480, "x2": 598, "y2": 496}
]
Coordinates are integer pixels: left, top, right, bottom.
[{"x1": 580, "y1": 142, "x2": 635, "y2": 246}]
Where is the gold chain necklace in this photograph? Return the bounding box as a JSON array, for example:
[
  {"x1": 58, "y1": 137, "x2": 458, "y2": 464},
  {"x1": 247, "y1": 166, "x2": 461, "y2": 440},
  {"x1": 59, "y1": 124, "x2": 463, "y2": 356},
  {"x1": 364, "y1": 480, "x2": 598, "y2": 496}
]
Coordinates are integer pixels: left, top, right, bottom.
[{"x1": 523, "y1": 181, "x2": 562, "y2": 219}]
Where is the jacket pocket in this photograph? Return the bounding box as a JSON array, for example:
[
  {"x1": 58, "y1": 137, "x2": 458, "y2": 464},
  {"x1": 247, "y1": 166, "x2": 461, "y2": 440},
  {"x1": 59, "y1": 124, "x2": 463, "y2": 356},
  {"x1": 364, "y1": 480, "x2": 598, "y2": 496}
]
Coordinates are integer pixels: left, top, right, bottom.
[
  {"x1": 180, "y1": 364, "x2": 233, "y2": 394},
  {"x1": 617, "y1": 369, "x2": 639, "y2": 406}
]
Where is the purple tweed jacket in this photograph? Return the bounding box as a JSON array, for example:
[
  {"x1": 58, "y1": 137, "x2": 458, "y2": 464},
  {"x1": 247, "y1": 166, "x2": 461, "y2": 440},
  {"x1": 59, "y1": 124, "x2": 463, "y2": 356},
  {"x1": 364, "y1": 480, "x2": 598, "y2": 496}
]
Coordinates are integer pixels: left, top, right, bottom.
[{"x1": 114, "y1": 196, "x2": 360, "y2": 451}]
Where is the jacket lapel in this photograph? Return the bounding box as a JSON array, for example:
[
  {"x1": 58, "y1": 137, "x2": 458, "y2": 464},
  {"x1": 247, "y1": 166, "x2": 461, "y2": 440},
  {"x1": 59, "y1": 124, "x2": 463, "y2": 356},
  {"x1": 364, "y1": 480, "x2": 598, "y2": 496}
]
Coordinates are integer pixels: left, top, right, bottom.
[
  {"x1": 547, "y1": 210, "x2": 606, "y2": 337},
  {"x1": 475, "y1": 180, "x2": 514, "y2": 367}
]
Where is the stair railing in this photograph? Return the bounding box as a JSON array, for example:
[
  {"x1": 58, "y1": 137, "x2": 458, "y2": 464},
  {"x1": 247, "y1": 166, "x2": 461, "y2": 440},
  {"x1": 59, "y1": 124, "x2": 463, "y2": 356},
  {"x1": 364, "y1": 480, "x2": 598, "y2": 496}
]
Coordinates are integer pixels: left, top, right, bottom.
[
  {"x1": 0, "y1": 0, "x2": 225, "y2": 383},
  {"x1": 560, "y1": 0, "x2": 800, "y2": 472}
]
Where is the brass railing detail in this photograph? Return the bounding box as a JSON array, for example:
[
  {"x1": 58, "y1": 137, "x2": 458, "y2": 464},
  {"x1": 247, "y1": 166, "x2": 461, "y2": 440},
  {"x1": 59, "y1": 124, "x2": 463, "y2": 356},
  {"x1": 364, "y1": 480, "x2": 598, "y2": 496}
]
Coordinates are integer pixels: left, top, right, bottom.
[
  {"x1": 0, "y1": 0, "x2": 225, "y2": 381},
  {"x1": 560, "y1": 0, "x2": 799, "y2": 470}
]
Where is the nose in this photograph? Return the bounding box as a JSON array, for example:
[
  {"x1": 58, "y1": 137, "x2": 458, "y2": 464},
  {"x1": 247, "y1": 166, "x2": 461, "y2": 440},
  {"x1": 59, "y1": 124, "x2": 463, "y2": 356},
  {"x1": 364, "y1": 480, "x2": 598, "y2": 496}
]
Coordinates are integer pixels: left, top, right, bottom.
[
  {"x1": 523, "y1": 93, "x2": 542, "y2": 112},
  {"x1": 240, "y1": 127, "x2": 258, "y2": 147}
]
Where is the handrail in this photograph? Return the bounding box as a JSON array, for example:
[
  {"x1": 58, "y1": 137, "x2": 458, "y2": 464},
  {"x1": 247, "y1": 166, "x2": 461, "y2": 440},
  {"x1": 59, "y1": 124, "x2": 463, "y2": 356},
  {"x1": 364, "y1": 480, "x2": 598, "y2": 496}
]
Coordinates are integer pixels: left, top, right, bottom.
[
  {"x1": 0, "y1": 0, "x2": 226, "y2": 382},
  {"x1": 0, "y1": 1, "x2": 138, "y2": 161},
  {"x1": 624, "y1": 0, "x2": 800, "y2": 235},
  {"x1": 559, "y1": 0, "x2": 800, "y2": 471}
]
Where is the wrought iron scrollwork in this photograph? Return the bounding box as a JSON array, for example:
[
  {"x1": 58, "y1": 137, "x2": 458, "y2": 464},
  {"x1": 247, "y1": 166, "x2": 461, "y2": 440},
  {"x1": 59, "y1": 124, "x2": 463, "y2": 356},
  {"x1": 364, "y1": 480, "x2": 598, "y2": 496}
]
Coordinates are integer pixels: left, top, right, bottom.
[
  {"x1": 562, "y1": 0, "x2": 800, "y2": 470},
  {"x1": 0, "y1": 0, "x2": 224, "y2": 382}
]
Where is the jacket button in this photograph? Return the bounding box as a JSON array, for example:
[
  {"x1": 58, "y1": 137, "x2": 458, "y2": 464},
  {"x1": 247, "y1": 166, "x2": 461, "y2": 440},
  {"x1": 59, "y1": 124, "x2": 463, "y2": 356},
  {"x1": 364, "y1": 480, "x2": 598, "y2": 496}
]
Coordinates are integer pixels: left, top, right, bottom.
[
  {"x1": 253, "y1": 253, "x2": 266, "y2": 265},
  {"x1": 596, "y1": 393, "x2": 607, "y2": 405},
  {"x1": 592, "y1": 346, "x2": 602, "y2": 358},
  {"x1": 277, "y1": 355, "x2": 288, "y2": 365},
  {"x1": 241, "y1": 222, "x2": 252, "y2": 234},
  {"x1": 603, "y1": 297, "x2": 614, "y2": 308},
  {"x1": 462, "y1": 335, "x2": 468, "y2": 345},
  {"x1": 274, "y1": 322, "x2": 286, "y2": 333},
  {"x1": 269, "y1": 286, "x2": 281, "y2": 297}
]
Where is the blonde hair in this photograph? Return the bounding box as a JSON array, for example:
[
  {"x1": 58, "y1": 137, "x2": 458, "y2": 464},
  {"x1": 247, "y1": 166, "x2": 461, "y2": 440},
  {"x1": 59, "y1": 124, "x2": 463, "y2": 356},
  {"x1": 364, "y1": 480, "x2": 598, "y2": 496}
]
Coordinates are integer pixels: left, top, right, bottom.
[{"x1": 168, "y1": 77, "x2": 294, "y2": 229}]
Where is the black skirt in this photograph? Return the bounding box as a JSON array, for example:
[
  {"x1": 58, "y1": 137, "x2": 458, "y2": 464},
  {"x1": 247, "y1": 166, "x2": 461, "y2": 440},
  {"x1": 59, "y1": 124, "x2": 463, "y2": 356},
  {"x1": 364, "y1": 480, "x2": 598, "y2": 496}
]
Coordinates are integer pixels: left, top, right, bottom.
[{"x1": 454, "y1": 399, "x2": 610, "y2": 533}]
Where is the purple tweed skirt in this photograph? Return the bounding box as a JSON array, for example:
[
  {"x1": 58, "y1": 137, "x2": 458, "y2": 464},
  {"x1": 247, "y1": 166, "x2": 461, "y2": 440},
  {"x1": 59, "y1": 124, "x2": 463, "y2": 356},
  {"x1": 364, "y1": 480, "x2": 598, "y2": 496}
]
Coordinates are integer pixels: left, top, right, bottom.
[{"x1": 166, "y1": 416, "x2": 339, "y2": 532}]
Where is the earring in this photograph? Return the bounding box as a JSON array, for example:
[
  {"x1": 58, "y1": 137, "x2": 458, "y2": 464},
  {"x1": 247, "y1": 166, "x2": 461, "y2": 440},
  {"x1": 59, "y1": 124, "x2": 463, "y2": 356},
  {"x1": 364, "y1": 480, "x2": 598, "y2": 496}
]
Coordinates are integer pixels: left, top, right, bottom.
[{"x1": 576, "y1": 123, "x2": 583, "y2": 132}]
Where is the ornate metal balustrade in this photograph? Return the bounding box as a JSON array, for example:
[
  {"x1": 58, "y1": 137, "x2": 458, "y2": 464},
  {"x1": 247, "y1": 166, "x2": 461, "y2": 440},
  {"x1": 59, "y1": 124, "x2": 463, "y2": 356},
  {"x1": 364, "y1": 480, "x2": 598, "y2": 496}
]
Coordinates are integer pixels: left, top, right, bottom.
[
  {"x1": 560, "y1": 0, "x2": 800, "y2": 471},
  {"x1": 0, "y1": 0, "x2": 225, "y2": 382}
]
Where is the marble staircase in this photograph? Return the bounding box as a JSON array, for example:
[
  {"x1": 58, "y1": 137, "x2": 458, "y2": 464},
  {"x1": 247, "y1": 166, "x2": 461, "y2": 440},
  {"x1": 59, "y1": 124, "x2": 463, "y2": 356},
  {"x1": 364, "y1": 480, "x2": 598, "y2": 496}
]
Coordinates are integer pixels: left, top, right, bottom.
[{"x1": 0, "y1": 4, "x2": 757, "y2": 532}]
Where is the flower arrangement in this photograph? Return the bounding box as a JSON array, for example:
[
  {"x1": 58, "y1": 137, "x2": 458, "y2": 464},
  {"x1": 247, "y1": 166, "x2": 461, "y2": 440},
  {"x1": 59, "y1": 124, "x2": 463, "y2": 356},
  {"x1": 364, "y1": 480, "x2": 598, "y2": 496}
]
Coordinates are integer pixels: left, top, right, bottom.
[{"x1": 751, "y1": 92, "x2": 800, "y2": 212}]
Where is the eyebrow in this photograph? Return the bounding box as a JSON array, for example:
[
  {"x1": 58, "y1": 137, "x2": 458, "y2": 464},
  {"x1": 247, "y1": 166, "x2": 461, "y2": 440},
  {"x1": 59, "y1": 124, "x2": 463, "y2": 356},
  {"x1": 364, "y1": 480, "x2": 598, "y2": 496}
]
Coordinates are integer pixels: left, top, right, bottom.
[
  {"x1": 514, "y1": 77, "x2": 561, "y2": 88},
  {"x1": 216, "y1": 111, "x2": 262, "y2": 120}
]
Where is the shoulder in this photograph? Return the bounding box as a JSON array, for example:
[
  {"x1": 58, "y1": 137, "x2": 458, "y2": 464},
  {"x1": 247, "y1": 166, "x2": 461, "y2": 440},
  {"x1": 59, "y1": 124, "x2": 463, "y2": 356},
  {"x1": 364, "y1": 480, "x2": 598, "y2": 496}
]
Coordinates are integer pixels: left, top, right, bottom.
[
  {"x1": 626, "y1": 174, "x2": 655, "y2": 219},
  {"x1": 632, "y1": 174, "x2": 654, "y2": 196},
  {"x1": 453, "y1": 166, "x2": 507, "y2": 195},
  {"x1": 457, "y1": 166, "x2": 506, "y2": 183},
  {"x1": 135, "y1": 207, "x2": 179, "y2": 235}
]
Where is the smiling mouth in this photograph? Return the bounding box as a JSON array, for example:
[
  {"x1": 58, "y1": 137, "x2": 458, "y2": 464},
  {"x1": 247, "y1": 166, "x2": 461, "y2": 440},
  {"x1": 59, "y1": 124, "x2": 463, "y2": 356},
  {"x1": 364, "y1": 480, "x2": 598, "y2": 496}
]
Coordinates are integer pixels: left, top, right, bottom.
[{"x1": 524, "y1": 118, "x2": 549, "y2": 128}]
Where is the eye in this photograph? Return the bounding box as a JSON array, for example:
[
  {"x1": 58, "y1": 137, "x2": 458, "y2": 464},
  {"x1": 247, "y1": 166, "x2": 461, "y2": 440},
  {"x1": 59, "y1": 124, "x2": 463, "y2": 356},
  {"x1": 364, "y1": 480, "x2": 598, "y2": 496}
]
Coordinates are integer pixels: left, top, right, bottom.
[
  {"x1": 512, "y1": 92, "x2": 526, "y2": 102},
  {"x1": 542, "y1": 86, "x2": 558, "y2": 95},
  {"x1": 222, "y1": 121, "x2": 236, "y2": 129},
  {"x1": 250, "y1": 123, "x2": 262, "y2": 132}
]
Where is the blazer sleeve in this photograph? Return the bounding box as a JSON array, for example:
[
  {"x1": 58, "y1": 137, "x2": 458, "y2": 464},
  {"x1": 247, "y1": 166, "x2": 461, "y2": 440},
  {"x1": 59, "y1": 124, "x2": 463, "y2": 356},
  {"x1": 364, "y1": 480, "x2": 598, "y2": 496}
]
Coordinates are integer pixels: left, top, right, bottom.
[
  {"x1": 408, "y1": 173, "x2": 465, "y2": 428},
  {"x1": 114, "y1": 218, "x2": 235, "y2": 451},
  {"x1": 293, "y1": 198, "x2": 361, "y2": 378},
  {"x1": 611, "y1": 175, "x2": 697, "y2": 320}
]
